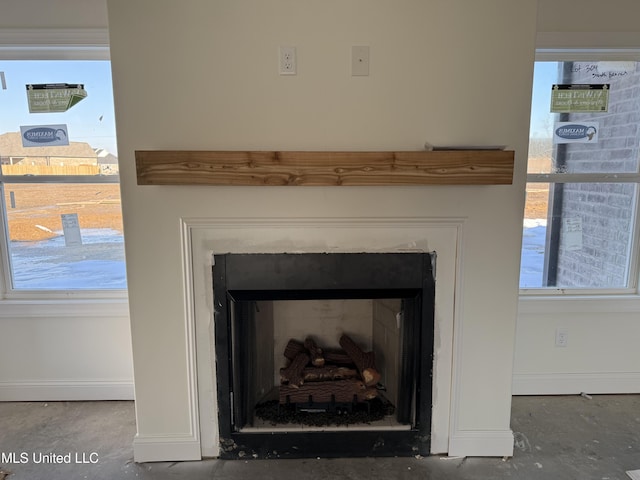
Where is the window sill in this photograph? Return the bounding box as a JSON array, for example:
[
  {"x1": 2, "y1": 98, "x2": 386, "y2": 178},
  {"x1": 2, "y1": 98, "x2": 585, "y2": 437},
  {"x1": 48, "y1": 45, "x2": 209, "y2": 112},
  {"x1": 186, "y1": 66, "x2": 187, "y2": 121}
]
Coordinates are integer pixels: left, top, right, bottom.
[
  {"x1": 0, "y1": 294, "x2": 129, "y2": 318},
  {"x1": 518, "y1": 293, "x2": 640, "y2": 315}
]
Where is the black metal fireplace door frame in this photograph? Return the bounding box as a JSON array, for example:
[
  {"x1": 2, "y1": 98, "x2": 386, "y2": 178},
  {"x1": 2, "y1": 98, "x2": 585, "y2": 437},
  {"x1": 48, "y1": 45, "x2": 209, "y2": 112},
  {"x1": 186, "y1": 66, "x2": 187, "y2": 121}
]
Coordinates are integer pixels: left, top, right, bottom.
[{"x1": 212, "y1": 252, "x2": 435, "y2": 459}]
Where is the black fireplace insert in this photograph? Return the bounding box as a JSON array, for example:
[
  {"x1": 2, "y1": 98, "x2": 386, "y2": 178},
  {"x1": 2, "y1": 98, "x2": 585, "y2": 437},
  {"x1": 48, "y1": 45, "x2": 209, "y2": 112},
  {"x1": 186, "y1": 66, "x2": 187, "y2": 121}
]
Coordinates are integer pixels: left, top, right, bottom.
[{"x1": 213, "y1": 252, "x2": 435, "y2": 459}]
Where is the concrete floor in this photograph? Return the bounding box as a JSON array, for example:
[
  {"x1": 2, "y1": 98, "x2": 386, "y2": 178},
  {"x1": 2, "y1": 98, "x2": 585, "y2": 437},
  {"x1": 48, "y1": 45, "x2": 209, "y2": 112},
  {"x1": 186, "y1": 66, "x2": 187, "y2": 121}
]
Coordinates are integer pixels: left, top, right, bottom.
[{"x1": 0, "y1": 395, "x2": 639, "y2": 480}]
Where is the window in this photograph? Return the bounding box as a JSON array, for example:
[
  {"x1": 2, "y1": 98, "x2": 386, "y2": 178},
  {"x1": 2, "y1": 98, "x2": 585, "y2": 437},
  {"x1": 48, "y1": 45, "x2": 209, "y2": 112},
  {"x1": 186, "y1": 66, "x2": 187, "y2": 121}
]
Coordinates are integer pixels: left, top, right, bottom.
[
  {"x1": 521, "y1": 56, "x2": 640, "y2": 293},
  {"x1": 0, "y1": 58, "x2": 126, "y2": 293}
]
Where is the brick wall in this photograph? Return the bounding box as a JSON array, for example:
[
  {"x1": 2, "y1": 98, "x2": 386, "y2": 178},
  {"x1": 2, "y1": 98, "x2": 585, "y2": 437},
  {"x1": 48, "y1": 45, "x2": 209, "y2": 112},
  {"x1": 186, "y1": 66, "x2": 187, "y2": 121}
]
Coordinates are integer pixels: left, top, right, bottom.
[{"x1": 554, "y1": 61, "x2": 640, "y2": 287}]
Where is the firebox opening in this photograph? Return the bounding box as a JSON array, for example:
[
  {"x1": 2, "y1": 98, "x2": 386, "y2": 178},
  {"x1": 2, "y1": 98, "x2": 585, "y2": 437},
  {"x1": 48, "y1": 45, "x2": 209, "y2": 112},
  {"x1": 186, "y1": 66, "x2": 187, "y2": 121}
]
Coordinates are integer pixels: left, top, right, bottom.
[
  {"x1": 230, "y1": 297, "x2": 417, "y2": 433},
  {"x1": 213, "y1": 253, "x2": 435, "y2": 459}
]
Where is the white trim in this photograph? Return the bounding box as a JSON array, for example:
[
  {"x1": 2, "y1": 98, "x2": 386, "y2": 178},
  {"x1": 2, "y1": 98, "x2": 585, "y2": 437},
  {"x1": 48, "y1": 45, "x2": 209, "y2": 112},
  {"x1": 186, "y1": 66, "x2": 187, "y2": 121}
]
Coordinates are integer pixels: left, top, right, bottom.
[
  {"x1": 0, "y1": 380, "x2": 134, "y2": 401},
  {"x1": 0, "y1": 183, "x2": 11, "y2": 294},
  {"x1": 1, "y1": 290, "x2": 129, "y2": 302},
  {"x1": 0, "y1": 28, "x2": 109, "y2": 60},
  {"x1": 512, "y1": 372, "x2": 640, "y2": 395},
  {"x1": 0, "y1": 298, "x2": 129, "y2": 318},
  {"x1": 181, "y1": 215, "x2": 465, "y2": 231},
  {"x1": 448, "y1": 430, "x2": 514, "y2": 458},
  {"x1": 527, "y1": 173, "x2": 640, "y2": 184},
  {"x1": 181, "y1": 216, "x2": 463, "y2": 457},
  {"x1": 133, "y1": 434, "x2": 201, "y2": 463},
  {"x1": 518, "y1": 295, "x2": 640, "y2": 315},
  {"x1": 536, "y1": 49, "x2": 640, "y2": 62},
  {"x1": 178, "y1": 218, "x2": 203, "y2": 459},
  {"x1": 536, "y1": 32, "x2": 640, "y2": 53},
  {"x1": 446, "y1": 220, "x2": 466, "y2": 455},
  {"x1": 520, "y1": 288, "x2": 638, "y2": 296}
]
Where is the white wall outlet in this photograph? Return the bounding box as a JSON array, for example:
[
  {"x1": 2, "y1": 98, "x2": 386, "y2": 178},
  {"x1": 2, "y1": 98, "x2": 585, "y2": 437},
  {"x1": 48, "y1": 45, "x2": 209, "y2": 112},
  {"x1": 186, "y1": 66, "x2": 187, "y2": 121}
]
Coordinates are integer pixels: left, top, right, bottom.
[
  {"x1": 352, "y1": 45, "x2": 370, "y2": 76},
  {"x1": 279, "y1": 46, "x2": 297, "y2": 75},
  {"x1": 555, "y1": 328, "x2": 569, "y2": 347}
]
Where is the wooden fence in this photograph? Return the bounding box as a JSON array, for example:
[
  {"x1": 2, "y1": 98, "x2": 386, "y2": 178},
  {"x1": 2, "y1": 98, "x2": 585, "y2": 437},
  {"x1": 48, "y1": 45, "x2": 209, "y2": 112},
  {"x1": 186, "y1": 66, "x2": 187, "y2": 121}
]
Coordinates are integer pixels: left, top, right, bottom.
[{"x1": 2, "y1": 165, "x2": 100, "y2": 176}]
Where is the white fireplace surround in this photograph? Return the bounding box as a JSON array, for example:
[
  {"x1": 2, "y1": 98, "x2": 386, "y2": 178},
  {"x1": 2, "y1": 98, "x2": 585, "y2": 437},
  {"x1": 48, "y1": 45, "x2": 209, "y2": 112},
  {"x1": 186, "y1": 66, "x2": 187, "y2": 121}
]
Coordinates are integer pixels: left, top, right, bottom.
[{"x1": 133, "y1": 216, "x2": 514, "y2": 461}]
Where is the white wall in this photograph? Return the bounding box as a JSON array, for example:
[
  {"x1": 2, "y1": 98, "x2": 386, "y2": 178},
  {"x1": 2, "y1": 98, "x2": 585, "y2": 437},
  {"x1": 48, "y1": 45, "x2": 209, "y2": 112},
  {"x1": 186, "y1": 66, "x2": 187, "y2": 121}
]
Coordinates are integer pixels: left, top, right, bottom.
[
  {"x1": 0, "y1": 0, "x2": 134, "y2": 402},
  {"x1": 107, "y1": 0, "x2": 537, "y2": 461},
  {"x1": 0, "y1": 301, "x2": 133, "y2": 401},
  {"x1": 0, "y1": 0, "x2": 108, "y2": 29},
  {"x1": 188, "y1": 218, "x2": 462, "y2": 458},
  {"x1": 2, "y1": 0, "x2": 637, "y2": 463},
  {"x1": 513, "y1": 0, "x2": 640, "y2": 396},
  {"x1": 536, "y1": 0, "x2": 640, "y2": 34}
]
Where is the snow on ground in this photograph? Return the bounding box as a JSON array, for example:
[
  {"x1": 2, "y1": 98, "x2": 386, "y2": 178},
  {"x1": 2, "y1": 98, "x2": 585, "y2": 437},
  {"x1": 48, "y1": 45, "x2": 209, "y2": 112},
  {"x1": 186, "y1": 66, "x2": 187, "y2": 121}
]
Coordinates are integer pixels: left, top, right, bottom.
[
  {"x1": 520, "y1": 219, "x2": 547, "y2": 288},
  {"x1": 10, "y1": 228, "x2": 127, "y2": 289},
  {"x1": 8, "y1": 222, "x2": 548, "y2": 290}
]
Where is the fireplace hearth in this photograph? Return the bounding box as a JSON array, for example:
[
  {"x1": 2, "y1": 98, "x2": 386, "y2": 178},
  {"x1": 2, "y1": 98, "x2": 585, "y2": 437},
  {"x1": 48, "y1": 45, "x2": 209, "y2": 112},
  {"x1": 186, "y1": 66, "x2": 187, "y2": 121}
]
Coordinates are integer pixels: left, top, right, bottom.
[{"x1": 212, "y1": 252, "x2": 435, "y2": 459}]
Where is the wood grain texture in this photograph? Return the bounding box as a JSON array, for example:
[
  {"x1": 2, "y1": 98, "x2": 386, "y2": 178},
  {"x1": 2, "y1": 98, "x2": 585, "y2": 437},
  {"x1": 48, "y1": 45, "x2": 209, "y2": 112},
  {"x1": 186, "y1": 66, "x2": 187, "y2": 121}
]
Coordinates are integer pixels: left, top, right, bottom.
[{"x1": 135, "y1": 150, "x2": 514, "y2": 186}]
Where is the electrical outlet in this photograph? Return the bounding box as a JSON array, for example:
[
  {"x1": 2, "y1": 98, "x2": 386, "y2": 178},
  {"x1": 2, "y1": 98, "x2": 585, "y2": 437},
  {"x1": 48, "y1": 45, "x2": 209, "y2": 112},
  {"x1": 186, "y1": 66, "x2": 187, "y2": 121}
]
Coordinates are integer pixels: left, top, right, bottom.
[
  {"x1": 555, "y1": 328, "x2": 569, "y2": 347},
  {"x1": 279, "y1": 46, "x2": 296, "y2": 75}
]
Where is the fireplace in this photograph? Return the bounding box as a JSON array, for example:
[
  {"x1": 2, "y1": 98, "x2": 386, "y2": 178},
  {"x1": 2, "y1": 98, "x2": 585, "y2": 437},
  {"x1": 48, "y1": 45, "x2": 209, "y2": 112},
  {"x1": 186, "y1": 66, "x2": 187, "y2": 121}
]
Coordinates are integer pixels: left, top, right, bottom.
[{"x1": 212, "y1": 252, "x2": 435, "y2": 459}]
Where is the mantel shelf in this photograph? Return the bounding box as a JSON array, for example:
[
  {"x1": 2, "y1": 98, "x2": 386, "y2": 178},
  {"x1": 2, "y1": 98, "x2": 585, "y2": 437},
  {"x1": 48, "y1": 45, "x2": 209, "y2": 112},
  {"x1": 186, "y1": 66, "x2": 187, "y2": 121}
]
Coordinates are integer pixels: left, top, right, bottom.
[{"x1": 135, "y1": 149, "x2": 514, "y2": 186}]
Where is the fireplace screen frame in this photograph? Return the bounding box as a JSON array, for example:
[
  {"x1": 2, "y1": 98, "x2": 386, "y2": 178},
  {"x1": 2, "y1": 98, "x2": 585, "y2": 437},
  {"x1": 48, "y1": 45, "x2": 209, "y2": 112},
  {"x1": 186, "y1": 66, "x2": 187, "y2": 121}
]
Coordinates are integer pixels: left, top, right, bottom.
[{"x1": 213, "y1": 252, "x2": 435, "y2": 459}]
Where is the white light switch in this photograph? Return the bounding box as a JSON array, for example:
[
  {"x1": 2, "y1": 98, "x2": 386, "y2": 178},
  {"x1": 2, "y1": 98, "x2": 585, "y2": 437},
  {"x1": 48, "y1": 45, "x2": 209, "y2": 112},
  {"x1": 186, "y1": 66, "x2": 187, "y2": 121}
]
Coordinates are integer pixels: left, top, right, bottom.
[{"x1": 352, "y1": 46, "x2": 370, "y2": 76}]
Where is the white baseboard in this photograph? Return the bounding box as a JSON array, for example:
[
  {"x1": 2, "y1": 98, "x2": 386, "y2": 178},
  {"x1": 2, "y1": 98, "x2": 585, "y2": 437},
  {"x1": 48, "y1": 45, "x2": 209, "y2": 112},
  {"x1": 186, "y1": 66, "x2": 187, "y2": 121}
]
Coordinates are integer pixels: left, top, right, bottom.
[
  {"x1": 512, "y1": 372, "x2": 640, "y2": 395},
  {"x1": 0, "y1": 380, "x2": 134, "y2": 401},
  {"x1": 448, "y1": 429, "x2": 514, "y2": 457},
  {"x1": 133, "y1": 434, "x2": 201, "y2": 463}
]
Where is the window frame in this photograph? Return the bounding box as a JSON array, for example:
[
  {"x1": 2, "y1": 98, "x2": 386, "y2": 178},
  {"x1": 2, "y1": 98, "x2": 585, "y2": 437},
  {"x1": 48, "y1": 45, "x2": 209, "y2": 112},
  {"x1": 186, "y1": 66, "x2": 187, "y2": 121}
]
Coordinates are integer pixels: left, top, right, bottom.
[
  {"x1": 520, "y1": 48, "x2": 640, "y2": 296},
  {"x1": 0, "y1": 28, "x2": 127, "y2": 301}
]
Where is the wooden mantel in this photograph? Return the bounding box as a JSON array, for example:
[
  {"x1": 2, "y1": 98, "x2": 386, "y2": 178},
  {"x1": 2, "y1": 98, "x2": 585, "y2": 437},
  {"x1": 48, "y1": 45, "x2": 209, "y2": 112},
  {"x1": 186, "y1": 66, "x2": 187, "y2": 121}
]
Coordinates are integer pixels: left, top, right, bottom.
[{"x1": 135, "y1": 149, "x2": 514, "y2": 186}]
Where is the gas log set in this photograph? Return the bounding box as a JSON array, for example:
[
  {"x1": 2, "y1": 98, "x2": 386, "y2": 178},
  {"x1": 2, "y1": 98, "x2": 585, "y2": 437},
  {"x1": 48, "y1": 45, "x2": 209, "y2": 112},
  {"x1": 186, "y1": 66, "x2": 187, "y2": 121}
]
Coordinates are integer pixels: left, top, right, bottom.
[{"x1": 279, "y1": 334, "x2": 382, "y2": 409}]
